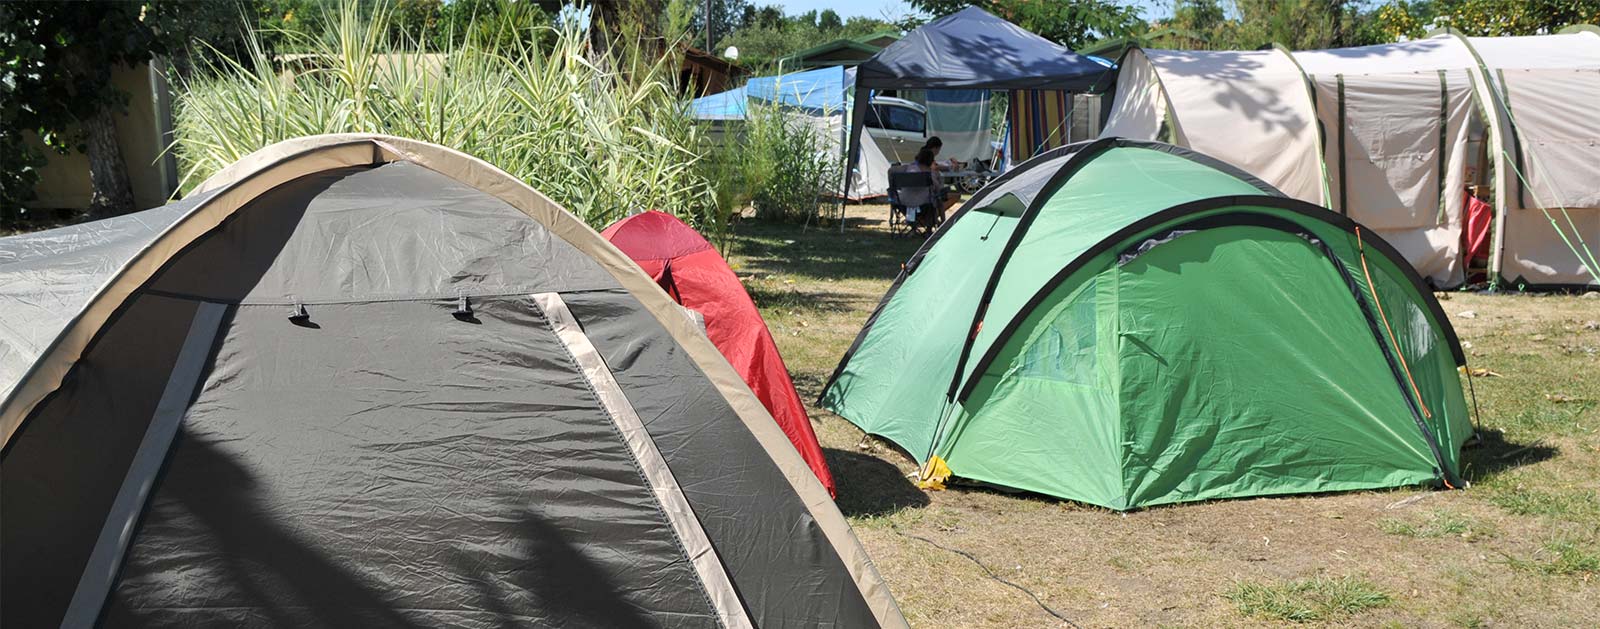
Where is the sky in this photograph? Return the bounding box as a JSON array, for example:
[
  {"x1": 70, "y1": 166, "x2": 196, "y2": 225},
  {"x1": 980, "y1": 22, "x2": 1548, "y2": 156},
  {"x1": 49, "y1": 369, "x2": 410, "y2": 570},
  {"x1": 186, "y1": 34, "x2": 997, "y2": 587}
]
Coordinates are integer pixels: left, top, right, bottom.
[
  {"x1": 766, "y1": 0, "x2": 1174, "y2": 22},
  {"x1": 766, "y1": 0, "x2": 915, "y2": 20}
]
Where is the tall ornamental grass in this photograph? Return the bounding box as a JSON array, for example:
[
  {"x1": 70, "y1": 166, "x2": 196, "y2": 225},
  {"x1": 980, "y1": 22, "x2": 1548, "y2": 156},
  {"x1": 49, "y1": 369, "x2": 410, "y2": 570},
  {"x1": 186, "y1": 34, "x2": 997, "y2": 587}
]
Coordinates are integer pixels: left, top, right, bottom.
[{"x1": 173, "y1": 1, "x2": 724, "y2": 236}]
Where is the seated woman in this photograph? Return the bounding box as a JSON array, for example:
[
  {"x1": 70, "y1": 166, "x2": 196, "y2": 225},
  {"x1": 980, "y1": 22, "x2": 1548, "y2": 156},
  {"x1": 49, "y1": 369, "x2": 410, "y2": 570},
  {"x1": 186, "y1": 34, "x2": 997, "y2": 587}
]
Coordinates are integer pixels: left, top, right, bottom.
[
  {"x1": 920, "y1": 136, "x2": 962, "y2": 221},
  {"x1": 897, "y1": 149, "x2": 943, "y2": 235}
]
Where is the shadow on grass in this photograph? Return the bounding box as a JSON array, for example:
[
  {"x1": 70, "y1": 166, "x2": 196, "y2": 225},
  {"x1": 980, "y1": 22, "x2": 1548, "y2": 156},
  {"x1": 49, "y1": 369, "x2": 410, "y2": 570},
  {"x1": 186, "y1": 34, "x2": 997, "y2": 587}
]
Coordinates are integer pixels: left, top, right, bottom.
[
  {"x1": 745, "y1": 284, "x2": 862, "y2": 314},
  {"x1": 814, "y1": 213, "x2": 892, "y2": 231},
  {"x1": 730, "y1": 217, "x2": 924, "y2": 283},
  {"x1": 790, "y1": 372, "x2": 833, "y2": 401},
  {"x1": 1459, "y1": 428, "x2": 1559, "y2": 484},
  {"x1": 825, "y1": 447, "x2": 929, "y2": 518}
]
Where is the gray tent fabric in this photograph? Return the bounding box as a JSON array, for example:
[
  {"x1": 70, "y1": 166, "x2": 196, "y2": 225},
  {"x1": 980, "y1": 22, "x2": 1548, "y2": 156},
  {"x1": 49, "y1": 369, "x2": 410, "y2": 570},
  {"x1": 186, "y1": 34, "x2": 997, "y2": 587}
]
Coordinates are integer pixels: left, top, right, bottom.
[
  {"x1": 0, "y1": 192, "x2": 211, "y2": 400},
  {"x1": 1, "y1": 137, "x2": 905, "y2": 628},
  {"x1": 140, "y1": 163, "x2": 622, "y2": 303},
  {"x1": 844, "y1": 7, "x2": 1116, "y2": 197}
]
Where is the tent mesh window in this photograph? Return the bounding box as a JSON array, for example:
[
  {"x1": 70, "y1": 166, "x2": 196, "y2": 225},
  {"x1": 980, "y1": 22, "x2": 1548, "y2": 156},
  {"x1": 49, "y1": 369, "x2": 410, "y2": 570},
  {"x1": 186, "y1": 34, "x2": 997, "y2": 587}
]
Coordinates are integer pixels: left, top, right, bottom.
[{"x1": 1015, "y1": 278, "x2": 1098, "y2": 386}]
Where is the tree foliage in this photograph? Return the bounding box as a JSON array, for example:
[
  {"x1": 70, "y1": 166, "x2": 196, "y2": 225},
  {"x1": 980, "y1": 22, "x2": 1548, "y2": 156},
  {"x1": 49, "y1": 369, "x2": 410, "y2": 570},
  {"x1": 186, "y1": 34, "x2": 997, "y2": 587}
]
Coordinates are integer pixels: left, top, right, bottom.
[
  {"x1": 1331, "y1": 0, "x2": 1600, "y2": 42},
  {"x1": 1229, "y1": 0, "x2": 1366, "y2": 50},
  {"x1": 660, "y1": 0, "x2": 752, "y2": 49},
  {"x1": 1365, "y1": 0, "x2": 1432, "y2": 42},
  {"x1": 1148, "y1": 0, "x2": 1369, "y2": 50},
  {"x1": 1143, "y1": 0, "x2": 1600, "y2": 51},
  {"x1": 1, "y1": 1, "x2": 237, "y2": 213},
  {"x1": 906, "y1": 0, "x2": 1144, "y2": 49},
  {"x1": 1424, "y1": 0, "x2": 1600, "y2": 36},
  {"x1": 712, "y1": 7, "x2": 896, "y2": 68},
  {"x1": 253, "y1": 0, "x2": 554, "y2": 53}
]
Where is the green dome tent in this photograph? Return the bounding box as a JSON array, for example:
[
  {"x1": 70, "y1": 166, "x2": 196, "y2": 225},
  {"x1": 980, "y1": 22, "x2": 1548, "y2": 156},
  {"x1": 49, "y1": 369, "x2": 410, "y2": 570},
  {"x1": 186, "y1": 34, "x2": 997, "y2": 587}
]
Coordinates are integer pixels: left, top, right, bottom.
[{"x1": 820, "y1": 138, "x2": 1474, "y2": 511}]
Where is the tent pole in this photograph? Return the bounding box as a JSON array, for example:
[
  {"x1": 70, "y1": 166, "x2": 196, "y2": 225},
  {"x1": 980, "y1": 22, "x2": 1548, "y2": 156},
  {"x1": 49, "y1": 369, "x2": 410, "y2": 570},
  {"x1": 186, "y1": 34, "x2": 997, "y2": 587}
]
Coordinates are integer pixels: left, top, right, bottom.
[
  {"x1": 843, "y1": 87, "x2": 872, "y2": 220},
  {"x1": 839, "y1": 89, "x2": 850, "y2": 233}
]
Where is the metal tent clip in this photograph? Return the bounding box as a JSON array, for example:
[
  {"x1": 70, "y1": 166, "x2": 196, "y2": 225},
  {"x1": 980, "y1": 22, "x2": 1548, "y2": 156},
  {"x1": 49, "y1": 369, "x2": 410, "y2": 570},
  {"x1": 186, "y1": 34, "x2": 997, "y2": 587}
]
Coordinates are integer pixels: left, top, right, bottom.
[{"x1": 452, "y1": 295, "x2": 479, "y2": 323}]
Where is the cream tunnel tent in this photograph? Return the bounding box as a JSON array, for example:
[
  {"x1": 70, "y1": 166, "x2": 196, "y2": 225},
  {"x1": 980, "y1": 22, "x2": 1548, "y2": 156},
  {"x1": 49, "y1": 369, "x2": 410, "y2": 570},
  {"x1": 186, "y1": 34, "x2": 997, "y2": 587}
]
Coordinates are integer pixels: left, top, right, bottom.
[
  {"x1": 0, "y1": 135, "x2": 906, "y2": 628},
  {"x1": 1468, "y1": 30, "x2": 1600, "y2": 288},
  {"x1": 1294, "y1": 38, "x2": 1486, "y2": 289},
  {"x1": 820, "y1": 139, "x2": 1472, "y2": 511},
  {"x1": 1099, "y1": 48, "x2": 1328, "y2": 206},
  {"x1": 1102, "y1": 34, "x2": 1600, "y2": 289}
]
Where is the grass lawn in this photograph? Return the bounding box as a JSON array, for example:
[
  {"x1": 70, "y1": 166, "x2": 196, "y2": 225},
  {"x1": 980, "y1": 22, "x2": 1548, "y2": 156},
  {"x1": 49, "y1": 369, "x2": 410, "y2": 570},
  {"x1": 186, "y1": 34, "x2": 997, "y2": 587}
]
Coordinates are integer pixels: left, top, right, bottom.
[{"x1": 728, "y1": 205, "x2": 1600, "y2": 628}]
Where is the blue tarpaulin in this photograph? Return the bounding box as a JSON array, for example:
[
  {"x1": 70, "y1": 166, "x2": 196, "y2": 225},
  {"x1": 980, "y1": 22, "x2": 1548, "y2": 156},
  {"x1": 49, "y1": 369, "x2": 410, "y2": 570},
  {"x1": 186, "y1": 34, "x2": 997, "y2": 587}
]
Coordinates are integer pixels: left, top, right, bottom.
[
  {"x1": 690, "y1": 66, "x2": 853, "y2": 120},
  {"x1": 690, "y1": 87, "x2": 749, "y2": 120}
]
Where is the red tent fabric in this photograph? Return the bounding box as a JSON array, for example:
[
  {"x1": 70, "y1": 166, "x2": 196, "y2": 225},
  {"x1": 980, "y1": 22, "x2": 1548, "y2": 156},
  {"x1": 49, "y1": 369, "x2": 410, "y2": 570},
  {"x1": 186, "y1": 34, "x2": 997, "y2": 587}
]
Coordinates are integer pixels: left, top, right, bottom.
[
  {"x1": 1464, "y1": 192, "x2": 1493, "y2": 266},
  {"x1": 602, "y1": 212, "x2": 837, "y2": 496}
]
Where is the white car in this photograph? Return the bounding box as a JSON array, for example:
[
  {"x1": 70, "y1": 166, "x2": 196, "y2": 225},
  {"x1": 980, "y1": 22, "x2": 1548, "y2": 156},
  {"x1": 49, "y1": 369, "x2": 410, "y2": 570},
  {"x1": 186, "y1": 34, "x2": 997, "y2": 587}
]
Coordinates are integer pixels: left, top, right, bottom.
[{"x1": 864, "y1": 97, "x2": 928, "y2": 163}]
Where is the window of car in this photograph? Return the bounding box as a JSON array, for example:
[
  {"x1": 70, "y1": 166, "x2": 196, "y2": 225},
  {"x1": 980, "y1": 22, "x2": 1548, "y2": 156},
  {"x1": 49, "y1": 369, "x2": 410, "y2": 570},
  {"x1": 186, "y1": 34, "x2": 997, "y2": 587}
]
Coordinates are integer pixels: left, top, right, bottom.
[
  {"x1": 866, "y1": 104, "x2": 925, "y2": 133},
  {"x1": 884, "y1": 106, "x2": 925, "y2": 133},
  {"x1": 865, "y1": 104, "x2": 889, "y2": 129}
]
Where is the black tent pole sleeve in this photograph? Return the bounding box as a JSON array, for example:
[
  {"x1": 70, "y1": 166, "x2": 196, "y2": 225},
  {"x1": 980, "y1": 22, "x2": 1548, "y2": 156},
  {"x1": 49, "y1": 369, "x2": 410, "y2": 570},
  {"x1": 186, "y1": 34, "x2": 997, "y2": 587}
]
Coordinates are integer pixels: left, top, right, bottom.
[
  {"x1": 1337, "y1": 74, "x2": 1348, "y2": 215},
  {"x1": 1438, "y1": 70, "x2": 1450, "y2": 224}
]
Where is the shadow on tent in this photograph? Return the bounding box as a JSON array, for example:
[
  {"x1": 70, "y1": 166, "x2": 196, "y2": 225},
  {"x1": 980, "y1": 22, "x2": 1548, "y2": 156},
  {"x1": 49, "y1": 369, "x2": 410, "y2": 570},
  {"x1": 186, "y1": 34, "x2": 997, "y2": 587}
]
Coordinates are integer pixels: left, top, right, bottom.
[{"x1": 104, "y1": 432, "x2": 657, "y2": 628}]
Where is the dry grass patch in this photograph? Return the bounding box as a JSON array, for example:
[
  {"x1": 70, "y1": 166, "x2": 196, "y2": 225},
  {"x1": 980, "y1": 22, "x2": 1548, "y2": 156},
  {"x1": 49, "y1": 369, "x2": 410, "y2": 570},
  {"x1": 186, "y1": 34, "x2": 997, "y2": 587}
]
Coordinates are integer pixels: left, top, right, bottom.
[
  {"x1": 1499, "y1": 536, "x2": 1600, "y2": 578},
  {"x1": 1486, "y1": 483, "x2": 1600, "y2": 522},
  {"x1": 1377, "y1": 509, "x2": 1496, "y2": 539},
  {"x1": 1226, "y1": 575, "x2": 1392, "y2": 623}
]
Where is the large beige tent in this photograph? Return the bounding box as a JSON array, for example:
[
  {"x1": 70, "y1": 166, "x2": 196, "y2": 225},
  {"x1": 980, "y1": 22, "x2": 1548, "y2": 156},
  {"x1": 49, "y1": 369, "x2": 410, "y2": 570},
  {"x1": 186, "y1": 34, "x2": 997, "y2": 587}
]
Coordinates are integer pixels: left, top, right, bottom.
[
  {"x1": 1294, "y1": 37, "x2": 1485, "y2": 287},
  {"x1": 1101, "y1": 47, "x2": 1327, "y2": 206},
  {"x1": 1469, "y1": 32, "x2": 1600, "y2": 287},
  {"x1": 1101, "y1": 30, "x2": 1600, "y2": 289}
]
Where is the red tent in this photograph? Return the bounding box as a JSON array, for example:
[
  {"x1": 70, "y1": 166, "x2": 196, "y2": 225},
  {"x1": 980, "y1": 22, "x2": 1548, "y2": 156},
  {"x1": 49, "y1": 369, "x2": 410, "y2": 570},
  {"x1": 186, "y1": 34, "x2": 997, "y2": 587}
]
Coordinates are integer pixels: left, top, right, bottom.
[{"x1": 602, "y1": 212, "x2": 836, "y2": 496}]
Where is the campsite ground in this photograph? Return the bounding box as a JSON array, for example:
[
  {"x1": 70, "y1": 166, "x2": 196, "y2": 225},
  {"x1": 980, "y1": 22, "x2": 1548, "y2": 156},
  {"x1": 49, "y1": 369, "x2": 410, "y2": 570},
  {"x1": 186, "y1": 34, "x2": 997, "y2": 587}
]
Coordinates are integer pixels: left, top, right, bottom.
[{"x1": 729, "y1": 205, "x2": 1599, "y2": 628}]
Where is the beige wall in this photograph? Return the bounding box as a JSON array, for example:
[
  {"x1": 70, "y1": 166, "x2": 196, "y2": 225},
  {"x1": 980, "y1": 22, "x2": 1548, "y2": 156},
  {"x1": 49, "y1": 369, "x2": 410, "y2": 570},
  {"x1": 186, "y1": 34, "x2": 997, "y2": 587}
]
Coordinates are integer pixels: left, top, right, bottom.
[{"x1": 26, "y1": 62, "x2": 177, "y2": 211}]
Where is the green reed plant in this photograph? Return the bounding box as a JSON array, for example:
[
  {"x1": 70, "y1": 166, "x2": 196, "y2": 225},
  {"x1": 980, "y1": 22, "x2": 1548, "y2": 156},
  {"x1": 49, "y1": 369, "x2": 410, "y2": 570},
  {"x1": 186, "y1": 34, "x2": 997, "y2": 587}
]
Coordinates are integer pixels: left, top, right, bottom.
[
  {"x1": 699, "y1": 97, "x2": 841, "y2": 225},
  {"x1": 172, "y1": 0, "x2": 726, "y2": 238},
  {"x1": 741, "y1": 101, "x2": 840, "y2": 223}
]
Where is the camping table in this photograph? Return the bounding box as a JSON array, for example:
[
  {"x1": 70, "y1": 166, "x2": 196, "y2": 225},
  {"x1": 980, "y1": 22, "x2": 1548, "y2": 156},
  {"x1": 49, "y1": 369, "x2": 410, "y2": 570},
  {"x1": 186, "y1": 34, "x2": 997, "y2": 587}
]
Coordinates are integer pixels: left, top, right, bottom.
[{"x1": 941, "y1": 168, "x2": 992, "y2": 193}]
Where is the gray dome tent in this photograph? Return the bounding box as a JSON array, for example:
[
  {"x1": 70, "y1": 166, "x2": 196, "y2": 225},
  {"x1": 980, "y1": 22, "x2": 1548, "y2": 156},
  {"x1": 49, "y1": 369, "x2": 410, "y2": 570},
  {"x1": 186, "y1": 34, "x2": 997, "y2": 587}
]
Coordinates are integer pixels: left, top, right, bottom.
[{"x1": 0, "y1": 135, "x2": 906, "y2": 628}]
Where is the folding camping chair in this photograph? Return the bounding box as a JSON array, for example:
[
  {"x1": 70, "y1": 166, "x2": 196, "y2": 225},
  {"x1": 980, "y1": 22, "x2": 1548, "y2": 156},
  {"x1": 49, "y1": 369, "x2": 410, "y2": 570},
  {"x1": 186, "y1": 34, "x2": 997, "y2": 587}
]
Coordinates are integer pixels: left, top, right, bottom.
[{"x1": 888, "y1": 170, "x2": 938, "y2": 239}]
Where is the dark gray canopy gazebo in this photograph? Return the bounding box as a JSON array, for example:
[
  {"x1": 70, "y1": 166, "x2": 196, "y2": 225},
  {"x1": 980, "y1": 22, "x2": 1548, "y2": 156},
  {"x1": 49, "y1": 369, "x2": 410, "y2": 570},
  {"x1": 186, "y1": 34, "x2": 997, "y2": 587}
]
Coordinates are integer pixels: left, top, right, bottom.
[{"x1": 844, "y1": 6, "x2": 1116, "y2": 191}]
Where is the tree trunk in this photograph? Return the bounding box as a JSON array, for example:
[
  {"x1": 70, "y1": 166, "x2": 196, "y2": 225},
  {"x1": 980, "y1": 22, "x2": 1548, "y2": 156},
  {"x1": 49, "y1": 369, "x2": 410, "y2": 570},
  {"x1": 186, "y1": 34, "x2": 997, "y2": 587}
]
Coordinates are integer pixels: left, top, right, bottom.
[
  {"x1": 590, "y1": 1, "x2": 621, "y2": 58},
  {"x1": 84, "y1": 107, "x2": 134, "y2": 218},
  {"x1": 588, "y1": 0, "x2": 664, "y2": 59}
]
